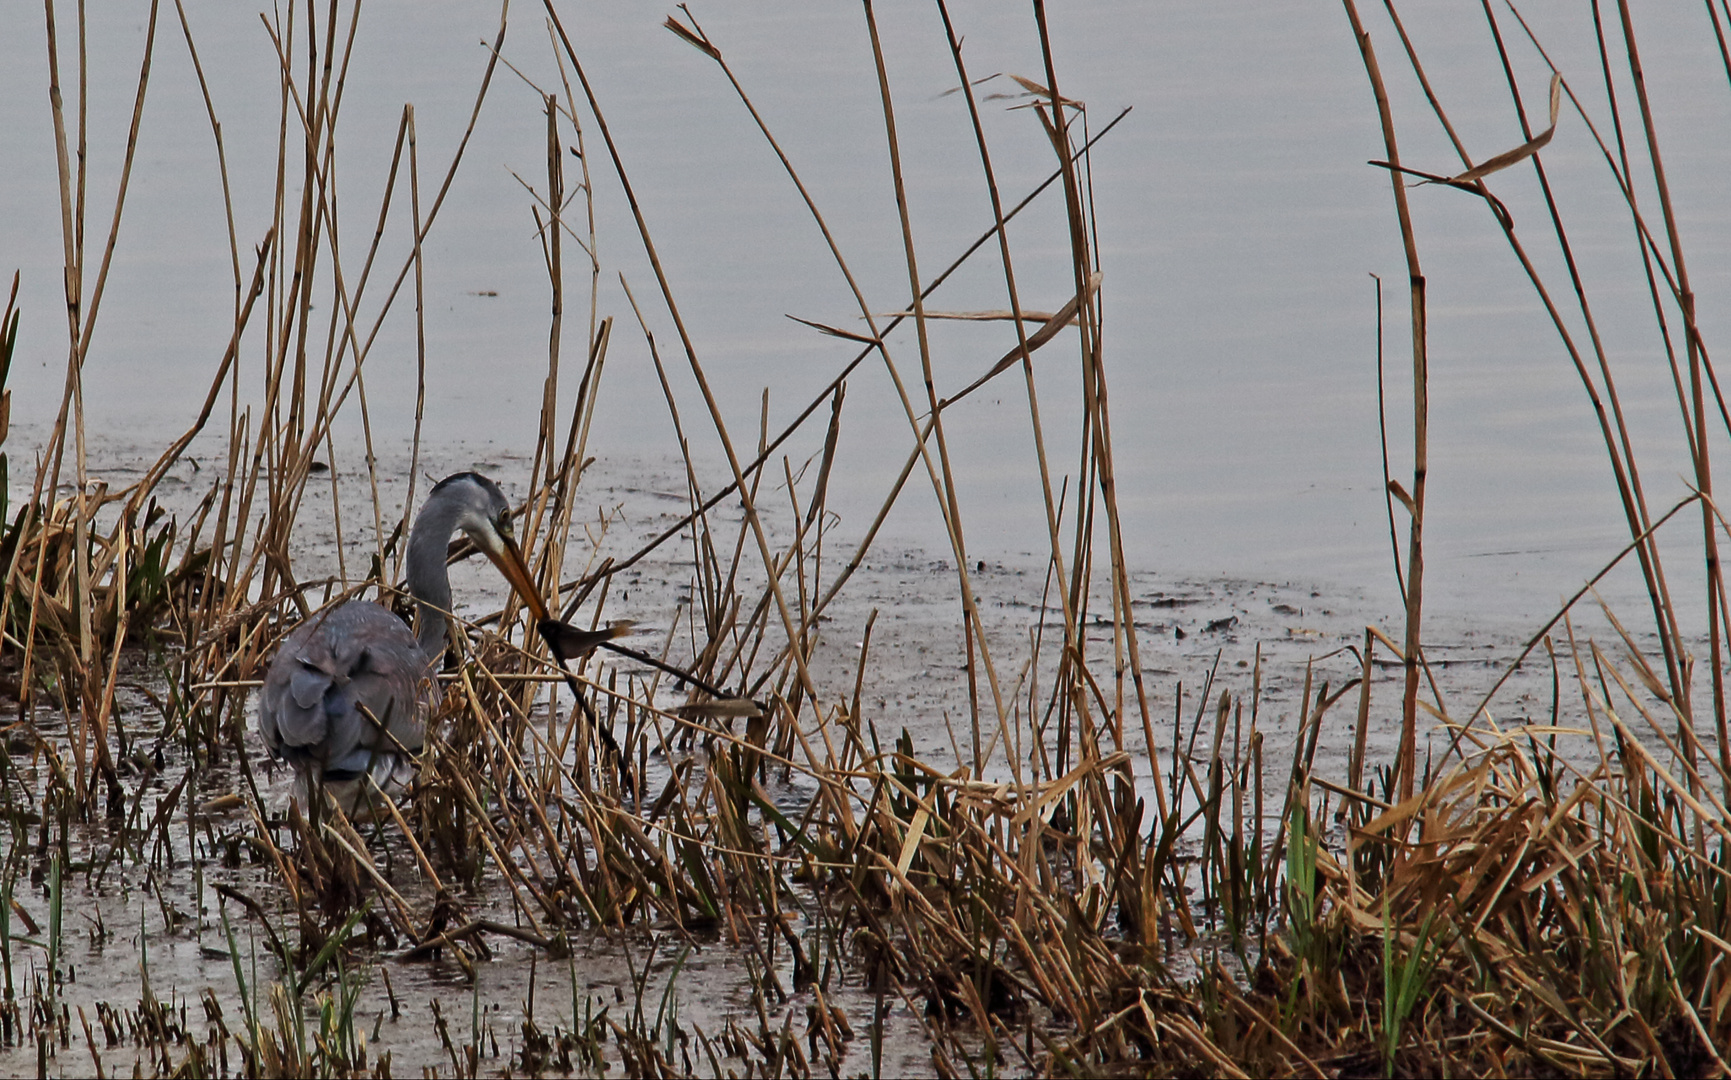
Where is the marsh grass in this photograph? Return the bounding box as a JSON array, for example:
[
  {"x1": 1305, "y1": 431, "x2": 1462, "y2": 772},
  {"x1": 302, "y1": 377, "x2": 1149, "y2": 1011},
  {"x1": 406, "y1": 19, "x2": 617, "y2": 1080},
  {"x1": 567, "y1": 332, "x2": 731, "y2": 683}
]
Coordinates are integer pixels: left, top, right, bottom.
[{"x1": 1, "y1": 0, "x2": 1729, "y2": 1076}]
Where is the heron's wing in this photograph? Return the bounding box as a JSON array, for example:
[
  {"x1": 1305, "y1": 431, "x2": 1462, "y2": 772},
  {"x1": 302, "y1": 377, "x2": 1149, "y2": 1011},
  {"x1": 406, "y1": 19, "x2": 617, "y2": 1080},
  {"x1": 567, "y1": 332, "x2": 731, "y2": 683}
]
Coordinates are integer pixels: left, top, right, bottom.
[
  {"x1": 260, "y1": 617, "x2": 335, "y2": 758},
  {"x1": 289, "y1": 663, "x2": 331, "y2": 710},
  {"x1": 315, "y1": 609, "x2": 431, "y2": 768},
  {"x1": 259, "y1": 601, "x2": 433, "y2": 773},
  {"x1": 344, "y1": 642, "x2": 433, "y2": 755}
]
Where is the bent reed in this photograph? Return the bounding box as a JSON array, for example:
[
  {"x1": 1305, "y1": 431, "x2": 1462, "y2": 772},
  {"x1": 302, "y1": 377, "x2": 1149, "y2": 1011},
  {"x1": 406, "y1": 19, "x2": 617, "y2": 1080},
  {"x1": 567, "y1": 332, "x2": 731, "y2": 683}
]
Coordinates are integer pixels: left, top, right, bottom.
[{"x1": 0, "y1": 1, "x2": 1727, "y2": 1077}]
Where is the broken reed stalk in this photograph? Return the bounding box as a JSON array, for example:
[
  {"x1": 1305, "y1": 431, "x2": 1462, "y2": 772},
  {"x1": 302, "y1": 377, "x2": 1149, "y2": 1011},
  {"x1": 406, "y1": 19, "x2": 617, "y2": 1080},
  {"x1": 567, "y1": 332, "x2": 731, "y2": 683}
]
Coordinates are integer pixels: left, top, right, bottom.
[
  {"x1": 1382, "y1": 0, "x2": 1696, "y2": 760},
  {"x1": 862, "y1": 0, "x2": 1005, "y2": 770},
  {"x1": 1607, "y1": 0, "x2": 1731, "y2": 780},
  {"x1": 1343, "y1": 0, "x2": 1428, "y2": 807},
  {"x1": 931, "y1": 0, "x2": 1084, "y2": 792}
]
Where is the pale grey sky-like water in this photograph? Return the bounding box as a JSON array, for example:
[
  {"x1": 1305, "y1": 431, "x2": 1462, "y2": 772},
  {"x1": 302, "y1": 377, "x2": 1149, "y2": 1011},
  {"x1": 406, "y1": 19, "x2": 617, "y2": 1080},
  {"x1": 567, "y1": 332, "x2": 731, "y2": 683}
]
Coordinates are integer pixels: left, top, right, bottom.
[{"x1": 2, "y1": 1, "x2": 1728, "y2": 636}]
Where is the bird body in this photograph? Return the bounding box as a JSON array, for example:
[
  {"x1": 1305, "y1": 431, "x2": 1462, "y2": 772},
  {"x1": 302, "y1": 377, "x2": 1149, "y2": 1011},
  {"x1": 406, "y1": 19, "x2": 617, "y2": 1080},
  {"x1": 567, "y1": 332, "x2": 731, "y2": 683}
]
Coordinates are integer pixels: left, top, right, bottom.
[
  {"x1": 258, "y1": 471, "x2": 540, "y2": 811},
  {"x1": 258, "y1": 600, "x2": 434, "y2": 796}
]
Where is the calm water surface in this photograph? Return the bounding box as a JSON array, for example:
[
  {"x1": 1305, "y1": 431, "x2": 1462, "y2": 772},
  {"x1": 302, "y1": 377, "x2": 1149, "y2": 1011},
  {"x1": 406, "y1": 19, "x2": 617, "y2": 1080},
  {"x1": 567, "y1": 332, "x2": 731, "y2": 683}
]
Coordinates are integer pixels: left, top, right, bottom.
[{"x1": 2, "y1": 1, "x2": 1729, "y2": 632}]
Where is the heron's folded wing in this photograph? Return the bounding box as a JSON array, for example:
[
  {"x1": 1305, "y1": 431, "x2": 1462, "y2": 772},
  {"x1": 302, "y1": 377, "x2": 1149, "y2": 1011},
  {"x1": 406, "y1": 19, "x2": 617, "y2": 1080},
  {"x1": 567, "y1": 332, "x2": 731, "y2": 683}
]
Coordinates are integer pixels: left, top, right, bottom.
[
  {"x1": 290, "y1": 663, "x2": 332, "y2": 710},
  {"x1": 267, "y1": 669, "x2": 334, "y2": 753},
  {"x1": 257, "y1": 600, "x2": 430, "y2": 769},
  {"x1": 347, "y1": 651, "x2": 430, "y2": 754},
  {"x1": 284, "y1": 709, "x2": 331, "y2": 754},
  {"x1": 261, "y1": 634, "x2": 334, "y2": 756}
]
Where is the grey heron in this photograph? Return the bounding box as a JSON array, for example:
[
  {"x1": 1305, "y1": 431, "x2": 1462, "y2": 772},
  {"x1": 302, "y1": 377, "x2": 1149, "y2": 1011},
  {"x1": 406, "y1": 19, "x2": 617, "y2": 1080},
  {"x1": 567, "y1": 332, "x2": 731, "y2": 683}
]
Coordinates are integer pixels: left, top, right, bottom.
[{"x1": 257, "y1": 471, "x2": 622, "y2": 810}]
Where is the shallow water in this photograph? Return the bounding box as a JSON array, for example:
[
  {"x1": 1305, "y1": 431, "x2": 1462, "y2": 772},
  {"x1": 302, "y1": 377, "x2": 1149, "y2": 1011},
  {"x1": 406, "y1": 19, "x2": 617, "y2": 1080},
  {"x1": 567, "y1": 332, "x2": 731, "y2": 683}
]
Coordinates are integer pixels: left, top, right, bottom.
[
  {"x1": 0, "y1": 739, "x2": 944, "y2": 1079},
  {"x1": 0, "y1": 441, "x2": 1631, "y2": 1076}
]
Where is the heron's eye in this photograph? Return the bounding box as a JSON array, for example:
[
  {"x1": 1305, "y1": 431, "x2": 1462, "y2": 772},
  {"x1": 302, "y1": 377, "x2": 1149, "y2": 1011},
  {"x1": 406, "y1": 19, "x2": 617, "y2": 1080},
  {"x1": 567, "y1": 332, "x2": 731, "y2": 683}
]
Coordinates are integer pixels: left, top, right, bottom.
[{"x1": 496, "y1": 514, "x2": 513, "y2": 537}]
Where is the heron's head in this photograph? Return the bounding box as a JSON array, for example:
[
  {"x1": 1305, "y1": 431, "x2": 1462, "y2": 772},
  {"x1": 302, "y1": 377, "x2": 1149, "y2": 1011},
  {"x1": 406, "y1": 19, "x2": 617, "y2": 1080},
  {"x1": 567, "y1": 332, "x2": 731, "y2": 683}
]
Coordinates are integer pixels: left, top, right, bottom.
[
  {"x1": 430, "y1": 471, "x2": 513, "y2": 549},
  {"x1": 428, "y1": 472, "x2": 550, "y2": 620}
]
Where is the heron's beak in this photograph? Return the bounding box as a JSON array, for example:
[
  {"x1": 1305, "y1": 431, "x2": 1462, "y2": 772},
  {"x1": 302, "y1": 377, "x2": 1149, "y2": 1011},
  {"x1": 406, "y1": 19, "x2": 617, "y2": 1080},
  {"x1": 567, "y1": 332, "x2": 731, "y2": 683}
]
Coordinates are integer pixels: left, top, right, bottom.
[{"x1": 486, "y1": 534, "x2": 551, "y2": 623}]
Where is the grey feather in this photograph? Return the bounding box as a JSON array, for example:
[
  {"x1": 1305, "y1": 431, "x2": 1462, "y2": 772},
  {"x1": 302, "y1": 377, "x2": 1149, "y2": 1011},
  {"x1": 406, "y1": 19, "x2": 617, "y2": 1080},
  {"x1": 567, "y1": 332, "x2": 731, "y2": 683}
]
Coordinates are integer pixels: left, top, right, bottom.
[
  {"x1": 258, "y1": 472, "x2": 516, "y2": 812},
  {"x1": 289, "y1": 665, "x2": 329, "y2": 711},
  {"x1": 260, "y1": 602, "x2": 434, "y2": 773}
]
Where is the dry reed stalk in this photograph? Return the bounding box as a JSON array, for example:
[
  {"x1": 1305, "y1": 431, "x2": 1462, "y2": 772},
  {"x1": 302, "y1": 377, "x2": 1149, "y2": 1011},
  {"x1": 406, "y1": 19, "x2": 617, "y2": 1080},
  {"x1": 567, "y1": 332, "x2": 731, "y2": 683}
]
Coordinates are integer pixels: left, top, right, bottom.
[
  {"x1": 1606, "y1": 0, "x2": 1730, "y2": 781},
  {"x1": 1342, "y1": 0, "x2": 1429, "y2": 808},
  {"x1": 1385, "y1": 0, "x2": 1697, "y2": 757},
  {"x1": 544, "y1": 2, "x2": 836, "y2": 752},
  {"x1": 935, "y1": 1, "x2": 1097, "y2": 803}
]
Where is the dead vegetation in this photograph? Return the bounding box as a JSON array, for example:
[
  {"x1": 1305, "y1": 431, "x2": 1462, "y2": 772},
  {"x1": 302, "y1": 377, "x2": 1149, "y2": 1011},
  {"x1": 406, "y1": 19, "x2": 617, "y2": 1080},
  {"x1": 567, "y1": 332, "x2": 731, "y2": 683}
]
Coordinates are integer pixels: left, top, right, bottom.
[{"x1": 0, "y1": 0, "x2": 1728, "y2": 1077}]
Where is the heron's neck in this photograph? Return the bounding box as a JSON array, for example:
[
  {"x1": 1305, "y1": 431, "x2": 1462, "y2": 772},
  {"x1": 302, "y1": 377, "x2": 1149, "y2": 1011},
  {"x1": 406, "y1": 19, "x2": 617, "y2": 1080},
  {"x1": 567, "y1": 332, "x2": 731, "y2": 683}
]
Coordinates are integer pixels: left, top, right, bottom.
[{"x1": 406, "y1": 495, "x2": 463, "y2": 661}]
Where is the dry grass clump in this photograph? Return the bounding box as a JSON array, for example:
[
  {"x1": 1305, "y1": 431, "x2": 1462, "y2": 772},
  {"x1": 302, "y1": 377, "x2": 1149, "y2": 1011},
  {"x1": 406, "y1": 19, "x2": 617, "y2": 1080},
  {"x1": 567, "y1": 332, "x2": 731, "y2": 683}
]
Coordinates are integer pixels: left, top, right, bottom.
[{"x1": 2, "y1": 0, "x2": 1729, "y2": 1077}]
